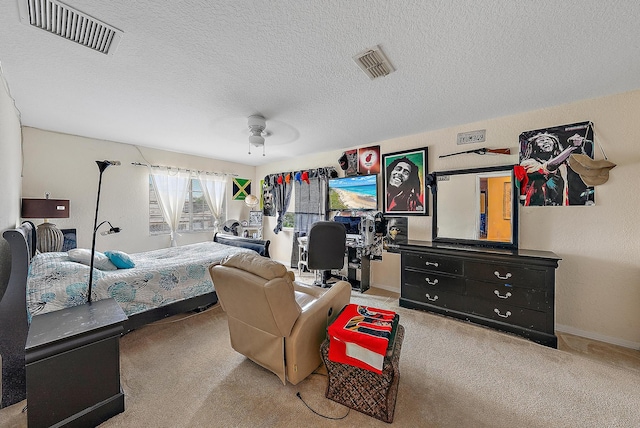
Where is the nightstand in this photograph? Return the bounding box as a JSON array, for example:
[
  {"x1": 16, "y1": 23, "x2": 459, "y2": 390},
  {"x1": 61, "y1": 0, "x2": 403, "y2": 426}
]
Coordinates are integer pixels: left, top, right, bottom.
[{"x1": 25, "y1": 298, "x2": 128, "y2": 427}]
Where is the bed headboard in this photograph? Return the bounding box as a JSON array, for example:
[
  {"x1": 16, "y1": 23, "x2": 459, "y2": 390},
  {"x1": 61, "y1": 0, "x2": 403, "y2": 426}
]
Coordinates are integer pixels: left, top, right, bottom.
[
  {"x1": 4, "y1": 221, "x2": 36, "y2": 260},
  {"x1": 0, "y1": 221, "x2": 35, "y2": 406},
  {"x1": 213, "y1": 233, "x2": 270, "y2": 258}
]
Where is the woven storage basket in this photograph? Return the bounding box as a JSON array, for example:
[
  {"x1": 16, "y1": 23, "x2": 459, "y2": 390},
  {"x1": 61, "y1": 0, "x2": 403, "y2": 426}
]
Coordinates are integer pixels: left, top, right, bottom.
[{"x1": 321, "y1": 324, "x2": 404, "y2": 423}]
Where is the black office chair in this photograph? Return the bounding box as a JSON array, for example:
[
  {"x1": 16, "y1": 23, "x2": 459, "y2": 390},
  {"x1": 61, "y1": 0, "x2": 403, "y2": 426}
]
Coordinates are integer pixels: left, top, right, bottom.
[{"x1": 307, "y1": 221, "x2": 346, "y2": 287}]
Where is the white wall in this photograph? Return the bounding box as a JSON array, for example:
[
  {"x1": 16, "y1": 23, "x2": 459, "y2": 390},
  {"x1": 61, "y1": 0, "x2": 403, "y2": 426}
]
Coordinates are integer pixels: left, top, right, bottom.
[
  {"x1": 18, "y1": 90, "x2": 640, "y2": 349},
  {"x1": 21, "y1": 128, "x2": 256, "y2": 253},
  {"x1": 258, "y1": 89, "x2": 640, "y2": 349},
  {"x1": 0, "y1": 66, "x2": 22, "y2": 300}
]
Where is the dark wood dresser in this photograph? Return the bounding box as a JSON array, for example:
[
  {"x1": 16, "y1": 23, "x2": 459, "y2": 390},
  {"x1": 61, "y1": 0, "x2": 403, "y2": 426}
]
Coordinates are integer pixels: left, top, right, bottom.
[
  {"x1": 398, "y1": 240, "x2": 560, "y2": 347},
  {"x1": 26, "y1": 298, "x2": 127, "y2": 427}
]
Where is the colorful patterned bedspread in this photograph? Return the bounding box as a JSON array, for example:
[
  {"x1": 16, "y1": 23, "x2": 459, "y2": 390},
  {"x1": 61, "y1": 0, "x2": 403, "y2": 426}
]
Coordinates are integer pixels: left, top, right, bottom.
[{"x1": 27, "y1": 241, "x2": 253, "y2": 319}]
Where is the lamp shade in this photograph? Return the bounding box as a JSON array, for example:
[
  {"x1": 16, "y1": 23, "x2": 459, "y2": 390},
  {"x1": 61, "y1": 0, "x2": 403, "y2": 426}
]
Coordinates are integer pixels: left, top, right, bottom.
[
  {"x1": 21, "y1": 198, "x2": 70, "y2": 219},
  {"x1": 22, "y1": 198, "x2": 70, "y2": 252},
  {"x1": 244, "y1": 194, "x2": 259, "y2": 208}
]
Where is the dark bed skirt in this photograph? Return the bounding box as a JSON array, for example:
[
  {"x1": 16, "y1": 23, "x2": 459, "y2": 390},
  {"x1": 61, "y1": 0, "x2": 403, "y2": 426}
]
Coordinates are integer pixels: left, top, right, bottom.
[{"x1": 122, "y1": 291, "x2": 218, "y2": 333}]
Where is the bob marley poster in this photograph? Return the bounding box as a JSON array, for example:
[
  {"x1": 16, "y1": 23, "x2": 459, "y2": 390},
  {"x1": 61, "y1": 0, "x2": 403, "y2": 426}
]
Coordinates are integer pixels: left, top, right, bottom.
[{"x1": 518, "y1": 122, "x2": 594, "y2": 206}]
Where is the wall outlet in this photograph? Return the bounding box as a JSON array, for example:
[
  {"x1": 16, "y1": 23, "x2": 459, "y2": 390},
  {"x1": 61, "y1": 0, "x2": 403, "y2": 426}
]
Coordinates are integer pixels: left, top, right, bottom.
[{"x1": 457, "y1": 130, "x2": 486, "y2": 145}]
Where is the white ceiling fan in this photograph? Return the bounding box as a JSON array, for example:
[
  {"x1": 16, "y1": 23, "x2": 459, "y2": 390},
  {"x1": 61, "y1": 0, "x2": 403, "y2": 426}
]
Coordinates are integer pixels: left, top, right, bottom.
[
  {"x1": 247, "y1": 115, "x2": 271, "y2": 156},
  {"x1": 209, "y1": 115, "x2": 299, "y2": 162}
]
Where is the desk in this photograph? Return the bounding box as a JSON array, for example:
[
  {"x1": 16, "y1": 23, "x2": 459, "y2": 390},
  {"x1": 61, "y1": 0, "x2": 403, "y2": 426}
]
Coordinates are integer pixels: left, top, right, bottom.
[
  {"x1": 26, "y1": 298, "x2": 127, "y2": 427},
  {"x1": 345, "y1": 240, "x2": 370, "y2": 293}
]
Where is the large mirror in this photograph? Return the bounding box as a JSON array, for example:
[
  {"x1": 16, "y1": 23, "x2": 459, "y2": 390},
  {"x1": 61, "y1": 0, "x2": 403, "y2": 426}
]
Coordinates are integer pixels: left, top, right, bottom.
[{"x1": 432, "y1": 165, "x2": 518, "y2": 249}]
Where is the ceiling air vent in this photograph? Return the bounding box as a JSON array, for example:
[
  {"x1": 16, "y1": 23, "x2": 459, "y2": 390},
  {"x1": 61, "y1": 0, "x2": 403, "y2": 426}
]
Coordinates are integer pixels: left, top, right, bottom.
[
  {"x1": 353, "y1": 45, "x2": 395, "y2": 80},
  {"x1": 17, "y1": 0, "x2": 123, "y2": 55}
]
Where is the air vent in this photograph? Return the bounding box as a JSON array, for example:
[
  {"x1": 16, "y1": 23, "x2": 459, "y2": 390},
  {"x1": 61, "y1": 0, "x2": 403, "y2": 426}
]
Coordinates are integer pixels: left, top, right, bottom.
[
  {"x1": 17, "y1": 0, "x2": 122, "y2": 55},
  {"x1": 353, "y1": 45, "x2": 395, "y2": 80}
]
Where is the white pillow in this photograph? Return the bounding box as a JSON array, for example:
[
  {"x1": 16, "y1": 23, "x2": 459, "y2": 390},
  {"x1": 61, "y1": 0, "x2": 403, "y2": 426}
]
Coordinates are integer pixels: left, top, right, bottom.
[{"x1": 68, "y1": 248, "x2": 118, "y2": 271}]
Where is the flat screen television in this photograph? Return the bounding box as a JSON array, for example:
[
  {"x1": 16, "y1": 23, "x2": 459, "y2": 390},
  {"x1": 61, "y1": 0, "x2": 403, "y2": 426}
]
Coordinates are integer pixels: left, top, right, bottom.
[{"x1": 328, "y1": 174, "x2": 378, "y2": 211}]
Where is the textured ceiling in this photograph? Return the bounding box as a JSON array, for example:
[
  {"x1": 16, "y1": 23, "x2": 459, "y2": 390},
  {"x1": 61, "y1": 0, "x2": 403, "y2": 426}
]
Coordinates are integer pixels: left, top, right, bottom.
[{"x1": 1, "y1": 0, "x2": 639, "y2": 166}]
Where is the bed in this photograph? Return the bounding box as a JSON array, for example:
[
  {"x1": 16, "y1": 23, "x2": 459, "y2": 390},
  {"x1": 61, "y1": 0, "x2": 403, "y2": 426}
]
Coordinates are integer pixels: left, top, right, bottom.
[{"x1": 0, "y1": 222, "x2": 270, "y2": 407}]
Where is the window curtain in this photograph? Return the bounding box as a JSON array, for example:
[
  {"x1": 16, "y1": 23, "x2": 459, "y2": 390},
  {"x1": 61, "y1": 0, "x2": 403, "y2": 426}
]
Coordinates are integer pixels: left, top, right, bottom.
[
  {"x1": 149, "y1": 166, "x2": 191, "y2": 247},
  {"x1": 290, "y1": 168, "x2": 331, "y2": 268},
  {"x1": 198, "y1": 172, "x2": 227, "y2": 233}
]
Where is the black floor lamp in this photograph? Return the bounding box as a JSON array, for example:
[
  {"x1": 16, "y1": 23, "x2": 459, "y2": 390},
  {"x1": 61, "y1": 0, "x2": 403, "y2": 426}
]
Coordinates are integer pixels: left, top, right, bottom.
[{"x1": 88, "y1": 160, "x2": 122, "y2": 303}]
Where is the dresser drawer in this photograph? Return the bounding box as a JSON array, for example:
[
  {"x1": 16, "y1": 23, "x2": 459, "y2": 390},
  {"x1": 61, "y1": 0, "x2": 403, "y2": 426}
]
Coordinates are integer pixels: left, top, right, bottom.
[
  {"x1": 404, "y1": 270, "x2": 465, "y2": 294},
  {"x1": 401, "y1": 283, "x2": 466, "y2": 312},
  {"x1": 403, "y1": 252, "x2": 463, "y2": 275},
  {"x1": 465, "y1": 261, "x2": 546, "y2": 289},
  {"x1": 466, "y1": 280, "x2": 548, "y2": 311},
  {"x1": 466, "y1": 296, "x2": 548, "y2": 331}
]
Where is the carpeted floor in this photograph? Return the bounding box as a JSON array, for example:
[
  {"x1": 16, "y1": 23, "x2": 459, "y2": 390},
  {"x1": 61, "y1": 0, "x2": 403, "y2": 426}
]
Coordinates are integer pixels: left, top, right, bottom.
[{"x1": 1, "y1": 287, "x2": 639, "y2": 427}]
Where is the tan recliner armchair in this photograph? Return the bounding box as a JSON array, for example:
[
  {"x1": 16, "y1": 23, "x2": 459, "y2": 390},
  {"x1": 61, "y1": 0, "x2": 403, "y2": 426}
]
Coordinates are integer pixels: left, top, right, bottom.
[{"x1": 209, "y1": 252, "x2": 351, "y2": 385}]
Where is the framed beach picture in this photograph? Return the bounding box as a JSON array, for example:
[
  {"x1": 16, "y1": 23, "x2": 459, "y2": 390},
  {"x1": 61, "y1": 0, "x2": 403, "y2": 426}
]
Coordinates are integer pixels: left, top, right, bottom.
[{"x1": 382, "y1": 147, "x2": 428, "y2": 216}]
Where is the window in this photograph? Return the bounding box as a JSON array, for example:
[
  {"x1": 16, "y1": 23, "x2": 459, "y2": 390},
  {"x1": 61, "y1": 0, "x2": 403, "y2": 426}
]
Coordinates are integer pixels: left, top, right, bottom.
[
  {"x1": 282, "y1": 212, "x2": 295, "y2": 229},
  {"x1": 149, "y1": 177, "x2": 225, "y2": 235}
]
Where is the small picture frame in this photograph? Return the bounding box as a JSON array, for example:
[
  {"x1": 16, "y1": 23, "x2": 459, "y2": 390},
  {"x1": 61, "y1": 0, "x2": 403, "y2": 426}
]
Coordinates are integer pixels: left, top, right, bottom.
[
  {"x1": 61, "y1": 228, "x2": 77, "y2": 252},
  {"x1": 382, "y1": 147, "x2": 429, "y2": 216},
  {"x1": 384, "y1": 217, "x2": 408, "y2": 250},
  {"x1": 249, "y1": 210, "x2": 263, "y2": 226},
  {"x1": 357, "y1": 145, "x2": 381, "y2": 175}
]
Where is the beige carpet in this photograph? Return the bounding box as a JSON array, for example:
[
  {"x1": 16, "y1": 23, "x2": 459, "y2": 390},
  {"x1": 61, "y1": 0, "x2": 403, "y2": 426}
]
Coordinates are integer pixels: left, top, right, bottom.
[{"x1": 1, "y1": 289, "x2": 639, "y2": 427}]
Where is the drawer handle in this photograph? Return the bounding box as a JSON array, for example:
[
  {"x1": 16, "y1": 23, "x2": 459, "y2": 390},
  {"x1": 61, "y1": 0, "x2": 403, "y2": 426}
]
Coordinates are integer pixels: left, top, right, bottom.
[
  {"x1": 425, "y1": 278, "x2": 439, "y2": 286},
  {"x1": 494, "y1": 308, "x2": 512, "y2": 318},
  {"x1": 494, "y1": 290, "x2": 512, "y2": 299},
  {"x1": 425, "y1": 293, "x2": 439, "y2": 302},
  {"x1": 425, "y1": 261, "x2": 439, "y2": 267},
  {"x1": 494, "y1": 271, "x2": 512, "y2": 280}
]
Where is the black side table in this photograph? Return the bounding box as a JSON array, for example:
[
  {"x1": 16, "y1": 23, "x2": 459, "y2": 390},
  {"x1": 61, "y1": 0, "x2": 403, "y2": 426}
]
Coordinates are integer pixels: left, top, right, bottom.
[{"x1": 25, "y1": 298, "x2": 128, "y2": 428}]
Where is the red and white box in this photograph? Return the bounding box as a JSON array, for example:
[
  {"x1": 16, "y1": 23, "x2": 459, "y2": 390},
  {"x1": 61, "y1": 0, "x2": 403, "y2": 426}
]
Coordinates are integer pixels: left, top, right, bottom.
[{"x1": 327, "y1": 304, "x2": 399, "y2": 374}]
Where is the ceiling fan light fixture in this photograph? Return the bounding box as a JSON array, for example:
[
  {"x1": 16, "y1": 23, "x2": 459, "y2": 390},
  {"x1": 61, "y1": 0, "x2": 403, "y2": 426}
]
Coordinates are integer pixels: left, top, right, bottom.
[
  {"x1": 247, "y1": 115, "x2": 267, "y2": 156},
  {"x1": 248, "y1": 115, "x2": 266, "y2": 129},
  {"x1": 249, "y1": 134, "x2": 265, "y2": 147}
]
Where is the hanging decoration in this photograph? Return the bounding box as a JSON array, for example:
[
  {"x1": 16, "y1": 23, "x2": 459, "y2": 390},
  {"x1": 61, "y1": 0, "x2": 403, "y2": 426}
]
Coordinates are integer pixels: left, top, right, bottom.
[
  {"x1": 263, "y1": 166, "x2": 338, "y2": 233},
  {"x1": 518, "y1": 122, "x2": 595, "y2": 206},
  {"x1": 232, "y1": 178, "x2": 251, "y2": 200},
  {"x1": 382, "y1": 147, "x2": 428, "y2": 216},
  {"x1": 358, "y1": 145, "x2": 381, "y2": 175},
  {"x1": 262, "y1": 177, "x2": 276, "y2": 217},
  {"x1": 339, "y1": 149, "x2": 358, "y2": 176},
  {"x1": 439, "y1": 147, "x2": 511, "y2": 158}
]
